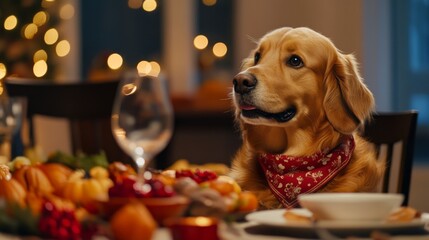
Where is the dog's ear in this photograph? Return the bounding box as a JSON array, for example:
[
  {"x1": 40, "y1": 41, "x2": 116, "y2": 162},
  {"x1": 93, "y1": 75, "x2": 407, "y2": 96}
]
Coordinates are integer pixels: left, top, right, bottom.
[{"x1": 323, "y1": 53, "x2": 374, "y2": 134}]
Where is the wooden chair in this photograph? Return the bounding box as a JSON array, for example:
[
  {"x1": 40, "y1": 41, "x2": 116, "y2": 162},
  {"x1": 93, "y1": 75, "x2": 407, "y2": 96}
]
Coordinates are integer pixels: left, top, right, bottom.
[
  {"x1": 362, "y1": 110, "x2": 418, "y2": 206},
  {"x1": 3, "y1": 77, "x2": 131, "y2": 164}
]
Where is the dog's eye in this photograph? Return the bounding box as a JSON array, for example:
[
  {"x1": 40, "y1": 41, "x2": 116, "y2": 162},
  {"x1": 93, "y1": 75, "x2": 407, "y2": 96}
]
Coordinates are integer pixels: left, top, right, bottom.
[
  {"x1": 287, "y1": 55, "x2": 303, "y2": 68},
  {"x1": 254, "y1": 52, "x2": 261, "y2": 65}
]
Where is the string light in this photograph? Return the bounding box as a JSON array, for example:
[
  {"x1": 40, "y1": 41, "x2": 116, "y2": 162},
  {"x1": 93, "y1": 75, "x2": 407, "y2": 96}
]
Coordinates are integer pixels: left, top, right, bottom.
[
  {"x1": 59, "y1": 4, "x2": 75, "y2": 20},
  {"x1": 4, "y1": 1, "x2": 172, "y2": 79},
  {"x1": 137, "y1": 60, "x2": 151, "y2": 76},
  {"x1": 212, "y1": 42, "x2": 227, "y2": 57},
  {"x1": 34, "y1": 49, "x2": 48, "y2": 62},
  {"x1": 33, "y1": 11, "x2": 48, "y2": 26},
  {"x1": 202, "y1": 0, "x2": 217, "y2": 6},
  {"x1": 136, "y1": 60, "x2": 161, "y2": 77},
  {"x1": 107, "y1": 53, "x2": 123, "y2": 70},
  {"x1": 41, "y1": 0, "x2": 55, "y2": 8},
  {"x1": 56, "y1": 40, "x2": 70, "y2": 57},
  {"x1": 4, "y1": 15, "x2": 18, "y2": 30},
  {"x1": 149, "y1": 61, "x2": 161, "y2": 76},
  {"x1": 128, "y1": 0, "x2": 143, "y2": 9},
  {"x1": 142, "y1": 0, "x2": 157, "y2": 12},
  {"x1": 0, "y1": 63, "x2": 7, "y2": 79},
  {"x1": 4, "y1": 1, "x2": 69, "y2": 78},
  {"x1": 44, "y1": 28, "x2": 59, "y2": 45},
  {"x1": 194, "y1": 35, "x2": 209, "y2": 50},
  {"x1": 33, "y1": 60, "x2": 48, "y2": 77},
  {"x1": 23, "y1": 23, "x2": 38, "y2": 39}
]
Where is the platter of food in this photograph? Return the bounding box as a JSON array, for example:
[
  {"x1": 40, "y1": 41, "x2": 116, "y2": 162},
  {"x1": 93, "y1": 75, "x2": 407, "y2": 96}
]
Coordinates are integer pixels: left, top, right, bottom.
[{"x1": 0, "y1": 154, "x2": 258, "y2": 239}]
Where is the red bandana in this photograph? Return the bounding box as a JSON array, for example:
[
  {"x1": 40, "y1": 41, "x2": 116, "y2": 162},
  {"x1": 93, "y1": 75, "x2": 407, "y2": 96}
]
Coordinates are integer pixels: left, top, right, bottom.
[{"x1": 258, "y1": 136, "x2": 355, "y2": 209}]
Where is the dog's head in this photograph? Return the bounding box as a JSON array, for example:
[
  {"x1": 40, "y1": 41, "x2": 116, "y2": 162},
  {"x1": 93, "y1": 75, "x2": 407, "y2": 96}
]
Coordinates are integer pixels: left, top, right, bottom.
[{"x1": 232, "y1": 27, "x2": 374, "y2": 152}]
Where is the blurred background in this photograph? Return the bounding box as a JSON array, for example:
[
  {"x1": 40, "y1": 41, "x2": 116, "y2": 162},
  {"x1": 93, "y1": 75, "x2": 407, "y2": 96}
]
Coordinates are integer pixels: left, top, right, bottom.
[{"x1": 1, "y1": 0, "x2": 428, "y2": 210}]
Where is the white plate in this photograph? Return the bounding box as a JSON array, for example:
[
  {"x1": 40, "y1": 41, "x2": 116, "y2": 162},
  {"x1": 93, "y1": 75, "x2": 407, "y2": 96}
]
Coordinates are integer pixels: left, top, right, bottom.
[
  {"x1": 246, "y1": 209, "x2": 427, "y2": 231},
  {"x1": 298, "y1": 193, "x2": 403, "y2": 221}
]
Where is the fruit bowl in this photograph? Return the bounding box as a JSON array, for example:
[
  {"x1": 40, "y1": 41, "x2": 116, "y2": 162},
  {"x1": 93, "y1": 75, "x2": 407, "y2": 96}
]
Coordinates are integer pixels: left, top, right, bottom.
[
  {"x1": 298, "y1": 193, "x2": 404, "y2": 221},
  {"x1": 98, "y1": 195, "x2": 190, "y2": 225}
]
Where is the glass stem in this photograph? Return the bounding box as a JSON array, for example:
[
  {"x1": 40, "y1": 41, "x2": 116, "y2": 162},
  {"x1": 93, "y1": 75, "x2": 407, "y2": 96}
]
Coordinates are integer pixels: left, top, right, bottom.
[{"x1": 135, "y1": 155, "x2": 147, "y2": 185}]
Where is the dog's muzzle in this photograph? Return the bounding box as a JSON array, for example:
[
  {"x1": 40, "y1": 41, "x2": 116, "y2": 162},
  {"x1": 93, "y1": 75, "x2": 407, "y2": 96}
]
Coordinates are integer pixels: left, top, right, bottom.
[
  {"x1": 233, "y1": 73, "x2": 257, "y2": 95},
  {"x1": 233, "y1": 72, "x2": 297, "y2": 123}
]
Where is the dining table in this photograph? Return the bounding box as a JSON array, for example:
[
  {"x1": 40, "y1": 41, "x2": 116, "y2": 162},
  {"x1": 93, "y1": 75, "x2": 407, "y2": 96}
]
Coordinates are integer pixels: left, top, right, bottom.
[
  {"x1": 1, "y1": 193, "x2": 428, "y2": 240},
  {"x1": 150, "y1": 212, "x2": 429, "y2": 240},
  {"x1": 1, "y1": 223, "x2": 428, "y2": 240}
]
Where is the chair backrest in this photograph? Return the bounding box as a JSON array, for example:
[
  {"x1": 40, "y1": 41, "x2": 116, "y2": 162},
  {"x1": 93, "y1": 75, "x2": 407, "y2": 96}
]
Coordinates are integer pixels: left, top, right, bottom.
[
  {"x1": 362, "y1": 110, "x2": 418, "y2": 206},
  {"x1": 3, "y1": 77, "x2": 130, "y2": 163}
]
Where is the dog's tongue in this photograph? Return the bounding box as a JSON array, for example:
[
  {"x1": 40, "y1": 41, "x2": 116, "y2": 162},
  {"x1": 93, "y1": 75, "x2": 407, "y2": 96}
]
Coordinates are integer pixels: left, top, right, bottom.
[{"x1": 240, "y1": 105, "x2": 257, "y2": 110}]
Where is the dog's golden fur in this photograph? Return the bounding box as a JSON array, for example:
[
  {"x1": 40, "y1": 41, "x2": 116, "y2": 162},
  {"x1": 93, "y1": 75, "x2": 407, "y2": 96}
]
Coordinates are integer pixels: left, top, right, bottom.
[{"x1": 229, "y1": 27, "x2": 384, "y2": 209}]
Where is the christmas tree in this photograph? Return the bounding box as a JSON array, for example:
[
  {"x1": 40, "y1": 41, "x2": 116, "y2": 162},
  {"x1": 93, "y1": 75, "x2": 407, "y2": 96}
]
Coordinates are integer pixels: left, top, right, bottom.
[{"x1": 0, "y1": 0, "x2": 66, "y2": 80}]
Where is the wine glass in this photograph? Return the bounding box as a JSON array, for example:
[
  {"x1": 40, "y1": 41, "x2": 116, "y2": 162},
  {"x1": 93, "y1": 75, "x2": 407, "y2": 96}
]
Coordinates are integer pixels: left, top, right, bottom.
[
  {"x1": 111, "y1": 71, "x2": 173, "y2": 188},
  {"x1": 0, "y1": 97, "x2": 26, "y2": 163}
]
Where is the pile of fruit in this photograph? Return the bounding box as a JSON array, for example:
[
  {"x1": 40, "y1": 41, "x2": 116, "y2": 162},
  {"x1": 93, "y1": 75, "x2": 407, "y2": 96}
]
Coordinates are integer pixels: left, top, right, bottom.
[{"x1": 0, "y1": 154, "x2": 258, "y2": 240}]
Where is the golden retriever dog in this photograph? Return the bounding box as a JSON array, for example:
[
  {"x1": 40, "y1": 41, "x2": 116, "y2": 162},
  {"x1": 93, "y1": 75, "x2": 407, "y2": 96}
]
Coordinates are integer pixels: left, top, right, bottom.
[{"x1": 229, "y1": 27, "x2": 384, "y2": 209}]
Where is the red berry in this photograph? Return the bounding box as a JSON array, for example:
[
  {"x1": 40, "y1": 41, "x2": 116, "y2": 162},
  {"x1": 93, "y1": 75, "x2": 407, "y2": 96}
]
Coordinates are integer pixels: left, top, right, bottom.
[
  {"x1": 38, "y1": 201, "x2": 81, "y2": 240},
  {"x1": 108, "y1": 177, "x2": 145, "y2": 198},
  {"x1": 108, "y1": 175, "x2": 176, "y2": 198},
  {"x1": 141, "y1": 178, "x2": 176, "y2": 197},
  {"x1": 176, "y1": 169, "x2": 218, "y2": 184}
]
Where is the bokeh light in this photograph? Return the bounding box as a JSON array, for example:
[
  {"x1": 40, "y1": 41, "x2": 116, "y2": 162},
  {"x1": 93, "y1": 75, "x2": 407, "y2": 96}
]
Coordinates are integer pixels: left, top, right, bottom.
[
  {"x1": 137, "y1": 60, "x2": 151, "y2": 76},
  {"x1": 44, "y1": 28, "x2": 59, "y2": 45},
  {"x1": 60, "y1": 4, "x2": 75, "y2": 20},
  {"x1": 202, "y1": 0, "x2": 217, "y2": 6},
  {"x1": 41, "y1": 0, "x2": 55, "y2": 8},
  {"x1": 56, "y1": 40, "x2": 70, "y2": 57},
  {"x1": 107, "y1": 53, "x2": 123, "y2": 70},
  {"x1": 213, "y1": 42, "x2": 227, "y2": 57},
  {"x1": 149, "y1": 61, "x2": 161, "y2": 77},
  {"x1": 33, "y1": 60, "x2": 48, "y2": 77},
  {"x1": 142, "y1": 0, "x2": 157, "y2": 12},
  {"x1": 128, "y1": 0, "x2": 143, "y2": 9},
  {"x1": 193, "y1": 35, "x2": 209, "y2": 50},
  {"x1": 136, "y1": 60, "x2": 161, "y2": 77},
  {"x1": 33, "y1": 49, "x2": 48, "y2": 62},
  {"x1": 0, "y1": 63, "x2": 7, "y2": 79},
  {"x1": 24, "y1": 23, "x2": 38, "y2": 39},
  {"x1": 4, "y1": 15, "x2": 18, "y2": 30},
  {"x1": 33, "y1": 11, "x2": 48, "y2": 26}
]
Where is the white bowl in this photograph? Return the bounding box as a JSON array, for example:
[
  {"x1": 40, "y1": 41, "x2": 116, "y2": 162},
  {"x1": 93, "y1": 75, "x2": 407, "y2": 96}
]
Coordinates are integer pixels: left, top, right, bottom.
[{"x1": 298, "y1": 193, "x2": 404, "y2": 221}]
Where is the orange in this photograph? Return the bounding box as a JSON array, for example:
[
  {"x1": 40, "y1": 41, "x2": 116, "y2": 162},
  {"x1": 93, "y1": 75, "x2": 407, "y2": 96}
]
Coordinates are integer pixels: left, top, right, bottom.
[
  {"x1": 208, "y1": 180, "x2": 235, "y2": 196},
  {"x1": 237, "y1": 191, "x2": 258, "y2": 212},
  {"x1": 217, "y1": 175, "x2": 242, "y2": 193},
  {"x1": 110, "y1": 202, "x2": 157, "y2": 240},
  {"x1": 224, "y1": 193, "x2": 239, "y2": 212}
]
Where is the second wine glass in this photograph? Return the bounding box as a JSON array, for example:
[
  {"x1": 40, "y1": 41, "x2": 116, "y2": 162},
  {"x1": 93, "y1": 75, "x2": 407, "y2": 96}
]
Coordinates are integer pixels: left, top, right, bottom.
[{"x1": 111, "y1": 72, "x2": 173, "y2": 188}]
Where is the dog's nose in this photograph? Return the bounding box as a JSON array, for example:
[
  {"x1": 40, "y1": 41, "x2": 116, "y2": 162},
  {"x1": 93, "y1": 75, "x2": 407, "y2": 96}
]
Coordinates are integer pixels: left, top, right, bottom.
[{"x1": 233, "y1": 73, "x2": 257, "y2": 94}]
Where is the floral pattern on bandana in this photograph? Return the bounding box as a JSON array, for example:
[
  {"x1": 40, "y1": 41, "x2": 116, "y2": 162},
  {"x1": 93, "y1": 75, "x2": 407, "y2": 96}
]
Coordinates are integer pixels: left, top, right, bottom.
[{"x1": 258, "y1": 135, "x2": 355, "y2": 208}]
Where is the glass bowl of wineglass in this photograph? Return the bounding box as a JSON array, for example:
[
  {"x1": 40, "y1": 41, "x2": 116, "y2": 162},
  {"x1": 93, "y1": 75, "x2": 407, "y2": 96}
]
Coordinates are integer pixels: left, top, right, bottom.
[{"x1": 111, "y1": 71, "x2": 173, "y2": 190}]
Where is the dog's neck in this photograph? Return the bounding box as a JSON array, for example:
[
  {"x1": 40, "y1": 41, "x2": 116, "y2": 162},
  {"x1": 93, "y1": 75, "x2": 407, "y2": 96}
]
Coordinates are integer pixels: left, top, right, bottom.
[
  {"x1": 243, "y1": 122, "x2": 343, "y2": 156},
  {"x1": 258, "y1": 135, "x2": 355, "y2": 208}
]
